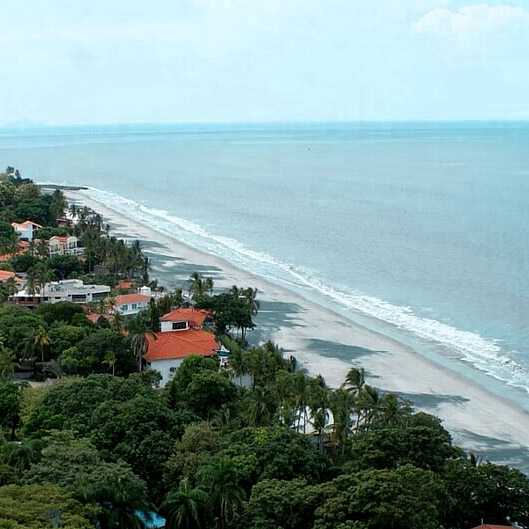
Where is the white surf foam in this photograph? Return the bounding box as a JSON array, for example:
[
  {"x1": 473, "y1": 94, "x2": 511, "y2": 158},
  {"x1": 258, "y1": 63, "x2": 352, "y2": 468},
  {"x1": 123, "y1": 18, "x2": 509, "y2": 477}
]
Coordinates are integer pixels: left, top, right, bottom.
[{"x1": 74, "y1": 186, "x2": 529, "y2": 393}]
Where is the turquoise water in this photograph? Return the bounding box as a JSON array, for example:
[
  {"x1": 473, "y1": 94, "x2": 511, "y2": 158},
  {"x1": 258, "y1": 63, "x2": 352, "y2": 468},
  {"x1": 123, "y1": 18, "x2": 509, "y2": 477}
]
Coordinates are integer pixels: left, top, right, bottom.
[{"x1": 1, "y1": 122, "x2": 529, "y2": 400}]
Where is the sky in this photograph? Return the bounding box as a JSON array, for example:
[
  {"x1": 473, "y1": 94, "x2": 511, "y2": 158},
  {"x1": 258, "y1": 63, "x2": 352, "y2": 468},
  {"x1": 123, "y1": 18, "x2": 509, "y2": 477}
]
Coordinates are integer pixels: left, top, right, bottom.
[{"x1": 1, "y1": 0, "x2": 528, "y2": 124}]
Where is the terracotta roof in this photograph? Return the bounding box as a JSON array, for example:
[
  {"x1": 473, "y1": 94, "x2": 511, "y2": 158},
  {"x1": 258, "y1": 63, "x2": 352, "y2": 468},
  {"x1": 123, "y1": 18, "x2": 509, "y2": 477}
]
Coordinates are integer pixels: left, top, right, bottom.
[
  {"x1": 0, "y1": 270, "x2": 16, "y2": 281},
  {"x1": 114, "y1": 293, "x2": 151, "y2": 306},
  {"x1": 144, "y1": 329, "x2": 219, "y2": 361},
  {"x1": 161, "y1": 308, "x2": 212, "y2": 327},
  {"x1": 50, "y1": 236, "x2": 68, "y2": 242},
  {"x1": 116, "y1": 281, "x2": 135, "y2": 289},
  {"x1": 11, "y1": 220, "x2": 42, "y2": 228},
  {"x1": 471, "y1": 526, "x2": 513, "y2": 529}
]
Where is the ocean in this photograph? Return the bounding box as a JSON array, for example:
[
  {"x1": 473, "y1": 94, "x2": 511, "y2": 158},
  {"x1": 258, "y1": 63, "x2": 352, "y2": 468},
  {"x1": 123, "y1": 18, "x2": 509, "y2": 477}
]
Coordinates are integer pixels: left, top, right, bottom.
[{"x1": 1, "y1": 122, "x2": 529, "y2": 408}]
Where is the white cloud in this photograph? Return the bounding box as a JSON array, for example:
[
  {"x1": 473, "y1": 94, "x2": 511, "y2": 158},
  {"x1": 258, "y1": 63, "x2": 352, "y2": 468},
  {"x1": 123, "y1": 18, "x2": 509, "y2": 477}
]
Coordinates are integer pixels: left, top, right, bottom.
[{"x1": 411, "y1": 4, "x2": 529, "y2": 35}]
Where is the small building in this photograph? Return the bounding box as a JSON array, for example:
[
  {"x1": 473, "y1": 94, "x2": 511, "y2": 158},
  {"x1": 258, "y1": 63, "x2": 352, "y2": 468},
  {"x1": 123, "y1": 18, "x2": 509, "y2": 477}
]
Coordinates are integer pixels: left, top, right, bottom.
[
  {"x1": 9, "y1": 279, "x2": 110, "y2": 308},
  {"x1": 11, "y1": 220, "x2": 42, "y2": 241},
  {"x1": 112, "y1": 293, "x2": 151, "y2": 316},
  {"x1": 48, "y1": 235, "x2": 84, "y2": 256}
]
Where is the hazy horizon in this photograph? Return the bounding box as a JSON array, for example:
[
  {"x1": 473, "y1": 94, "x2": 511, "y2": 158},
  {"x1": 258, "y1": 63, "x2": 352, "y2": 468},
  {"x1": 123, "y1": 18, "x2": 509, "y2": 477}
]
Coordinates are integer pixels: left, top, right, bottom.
[{"x1": 2, "y1": 1, "x2": 528, "y2": 125}]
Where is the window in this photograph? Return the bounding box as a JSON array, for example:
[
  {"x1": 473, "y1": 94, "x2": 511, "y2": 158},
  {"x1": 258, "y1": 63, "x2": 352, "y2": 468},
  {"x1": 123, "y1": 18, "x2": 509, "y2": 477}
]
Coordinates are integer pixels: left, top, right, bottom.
[
  {"x1": 132, "y1": 304, "x2": 137, "y2": 310},
  {"x1": 172, "y1": 321, "x2": 188, "y2": 330},
  {"x1": 169, "y1": 367, "x2": 177, "y2": 373},
  {"x1": 121, "y1": 305, "x2": 128, "y2": 311}
]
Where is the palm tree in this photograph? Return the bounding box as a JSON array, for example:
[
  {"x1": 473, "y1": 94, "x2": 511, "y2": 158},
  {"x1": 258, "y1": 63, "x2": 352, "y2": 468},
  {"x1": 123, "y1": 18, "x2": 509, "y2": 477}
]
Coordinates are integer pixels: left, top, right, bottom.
[
  {"x1": 343, "y1": 366, "x2": 366, "y2": 396},
  {"x1": 5, "y1": 439, "x2": 41, "y2": 474},
  {"x1": 160, "y1": 478, "x2": 210, "y2": 529},
  {"x1": 329, "y1": 388, "x2": 355, "y2": 454},
  {"x1": 25, "y1": 267, "x2": 39, "y2": 295},
  {"x1": 242, "y1": 287, "x2": 259, "y2": 317},
  {"x1": 199, "y1": 458, "x2": 245, "y2": 529},
  {"x1": 188, "y1": 272, "x2": 211, "y2": 301},
  {"x1": 0, "y1": 336, "x2": 17, "y2": 379},
  {"x1": 94, "y1": 476, "x2": 153, "y2": 529},
  {"x1": 34, "y1": 326, "x2": 51, "y2": 366},
  {"x1": 103, "y1": 351, "x2": 117, "y2": 376},
  {"x1": 125, "y1": 315, "x2": 157, "y2": 372},
  {"x1": 310, "y1": 407, "x2": 330, "y2": 451},
  {"x1": 43, "y1": 358, "x2": 64, "y2": 379}
]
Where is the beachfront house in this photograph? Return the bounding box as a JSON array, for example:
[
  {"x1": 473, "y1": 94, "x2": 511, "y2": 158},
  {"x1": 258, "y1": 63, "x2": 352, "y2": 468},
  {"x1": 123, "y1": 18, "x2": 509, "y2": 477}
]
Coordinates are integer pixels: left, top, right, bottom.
[
  {"x1": 111, "y1": 292, "x2": 151, "y2": 316},
  {"x1": 9, "y1": 279, "x2": 110, "y2": 308},
  {"x1": 144, "y1": 309, "x2": 220, "y2": 386},
  {"x1": 48, "y1": 235, "x2": 84, "y2": 256},
  {"x1": 11, "y1": 220, "x2": 41, "y2": 241}
]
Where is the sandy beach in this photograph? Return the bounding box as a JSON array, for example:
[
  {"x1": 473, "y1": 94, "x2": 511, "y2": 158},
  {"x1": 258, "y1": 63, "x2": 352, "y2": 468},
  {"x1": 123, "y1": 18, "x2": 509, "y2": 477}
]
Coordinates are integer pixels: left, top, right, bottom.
[{"x1": 66, "y1": 189, "x2": 529, "y2": 470}]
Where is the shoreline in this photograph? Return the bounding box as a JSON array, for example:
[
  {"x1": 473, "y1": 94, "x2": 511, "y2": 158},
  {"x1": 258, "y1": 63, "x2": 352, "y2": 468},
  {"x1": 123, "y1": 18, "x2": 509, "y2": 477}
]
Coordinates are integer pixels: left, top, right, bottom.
[{"x1": 65, "y1": 188, "x2": 529, "y2": 470}]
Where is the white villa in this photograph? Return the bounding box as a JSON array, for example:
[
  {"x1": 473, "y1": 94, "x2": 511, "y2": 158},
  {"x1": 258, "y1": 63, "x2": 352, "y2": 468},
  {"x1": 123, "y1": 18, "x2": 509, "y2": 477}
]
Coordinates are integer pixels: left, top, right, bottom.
[
  {"x1": 48, "y1": 235, "x2": 84, "y2": 256},
  {"x1": 10, "y1": 279, "x2": 110, "y2": 308},
  {"x1": 11, "y1": 220, "x2": 42, "y2": 241},
  {"x1": 144, "y1": 309, "x2": 220, "y2": 387}
]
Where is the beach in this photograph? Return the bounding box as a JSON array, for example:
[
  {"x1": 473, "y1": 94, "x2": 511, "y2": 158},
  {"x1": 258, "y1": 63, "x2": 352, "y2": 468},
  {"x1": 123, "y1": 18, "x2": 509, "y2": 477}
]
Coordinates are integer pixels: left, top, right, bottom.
[{"x1": 65, "y1": 188, "x2": 529, "y2": 471}]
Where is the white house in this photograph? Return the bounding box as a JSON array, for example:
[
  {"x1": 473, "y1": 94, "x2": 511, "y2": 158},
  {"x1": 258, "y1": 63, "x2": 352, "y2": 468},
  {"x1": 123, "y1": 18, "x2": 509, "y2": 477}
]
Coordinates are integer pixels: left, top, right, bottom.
[
  {"x1": 111, "y1": 293, "x2": 151, "y2": 316},
  {"x1": 144, "y1": 309, "x2": 219, "y2": 387},
  {"x1": 48, "y1": 235, "x2": 84, "y2": 256},
  {"x1": 10, "y1": 279, "x2": 110, "y2": 308},
  {"x1": 11, "y1": 220, "x2": 42, "y2": 241}
]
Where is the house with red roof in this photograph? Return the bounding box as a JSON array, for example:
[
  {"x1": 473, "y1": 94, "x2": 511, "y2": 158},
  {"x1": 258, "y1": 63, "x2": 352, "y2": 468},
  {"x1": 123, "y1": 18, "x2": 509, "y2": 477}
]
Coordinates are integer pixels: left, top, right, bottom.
[
  {"x1": 111, "y1": 293, "x2": 151, "y2": 316},
  {"x1": 11, "y1": 220, "x2": 41, "y2": 241},
  {"x1": 144, "y1": 309, "x2": 220, "y2": 386}
]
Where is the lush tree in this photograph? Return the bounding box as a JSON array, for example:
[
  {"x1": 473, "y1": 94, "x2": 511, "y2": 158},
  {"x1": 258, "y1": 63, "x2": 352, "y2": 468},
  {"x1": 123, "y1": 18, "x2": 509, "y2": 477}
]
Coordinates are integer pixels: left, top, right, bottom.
[
  {"x1": 216, "y1": 427, "x2": 329, "y2": 493},
  {"x1": 348, "y1": 424, "x2": 456, "y2": 472},
  {"x1": 182, "y1": 370, "x2": 238, "y2": 420},
  {"x1": 243, "y1": 478, "x2": 323, "y2": 529},
  {"x1": 23, "y1": 374, "x2": 157, "y2": 438},
  {"x1": 61, "y1": 328, "x2": 135, "y2": 376},
  {"x1": 313, "y1": 465, "x2": 448, "y2": 529},
  {"x1": 165, "y1": 355, "x2": 218, "y2": 410},
  {"x1": 198, "y1": 457, "x2": 245, "y2": 529},
  {"x1": 36, "y1": 301, "x2": 85, "y2": 326},
  {"x1": 0, "y1": 483, "x2": 97, "y2": 529},
  {"x1": 0, "y1": 381, "x2": 21, "y2": 441},
  {"x1": 160, "y1": 477, "x2": 210, "y2": 529},
  {"x1": 165, "y1": 423, "x2": 222, "y2": 487}
]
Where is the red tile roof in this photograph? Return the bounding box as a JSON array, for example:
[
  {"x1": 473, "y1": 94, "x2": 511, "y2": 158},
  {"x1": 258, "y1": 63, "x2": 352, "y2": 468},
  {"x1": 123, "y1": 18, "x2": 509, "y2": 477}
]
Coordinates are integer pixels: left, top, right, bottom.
[
  {"x1": 11, "y1": 220, "x2": 42, "y2": 228},
  {"x1": 114, "y1": 294, "x2": 151, "y2": 306},
  {"x1": 471, "y1": 526, "x2": 513, "y2": 529},
  {"x1": 144, "y1": 329, "x2": 219, "y2": 361},
  {"x1": 116, "y1": 281, "x2": 135, "y2": 289},
  {"x1": 161, "y1": 308, "x2": 212, "y2": 327},
  {"x1": 0, "y1": 270, "x2": 16, "y2": 281}
]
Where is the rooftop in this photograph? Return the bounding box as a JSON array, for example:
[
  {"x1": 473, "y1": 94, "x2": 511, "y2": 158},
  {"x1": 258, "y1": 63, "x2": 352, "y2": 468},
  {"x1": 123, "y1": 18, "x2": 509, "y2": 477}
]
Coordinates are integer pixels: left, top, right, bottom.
[
  {"x1": 161, "y1": 308, "x2": 212, "y2": 327},
  {"x1": 0, "y1": 270, "x2": 17, "y2": 281},
  {"x1": 114, "y1": 293, "x2": 151, "y2": 306},
  {"x1": 11, "y1": 220, "x2": 42, "y2": 229},
  {"x1": 144, "y1": 329, "x2": 219, "y2": 361}
]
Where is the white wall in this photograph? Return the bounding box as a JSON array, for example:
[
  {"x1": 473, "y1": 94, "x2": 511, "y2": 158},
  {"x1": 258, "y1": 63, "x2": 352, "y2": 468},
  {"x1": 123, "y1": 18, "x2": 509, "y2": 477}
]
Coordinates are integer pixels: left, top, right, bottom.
[{"x1": 148, "y1": 358, "x2": 184, "y2": 386}]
